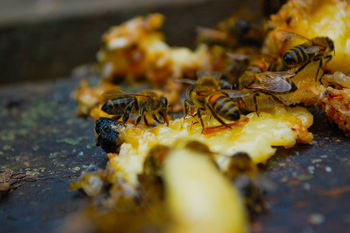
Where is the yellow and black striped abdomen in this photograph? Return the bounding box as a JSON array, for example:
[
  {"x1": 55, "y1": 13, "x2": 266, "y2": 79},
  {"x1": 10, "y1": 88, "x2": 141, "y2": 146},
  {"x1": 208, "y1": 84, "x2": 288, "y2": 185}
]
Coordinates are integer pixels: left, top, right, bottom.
[
  {"x1": 246, "y1": 61, "x2": 267, "y2": 74},
  {"x1": 208, "y1": 93, "x2": 240, "y2": 121},
  {"x1": 101, "y1": 96, "x2": 136, "y2": 115},
  {"x1": 283, "y1": 44, "x2": 310, "y2": 67}
]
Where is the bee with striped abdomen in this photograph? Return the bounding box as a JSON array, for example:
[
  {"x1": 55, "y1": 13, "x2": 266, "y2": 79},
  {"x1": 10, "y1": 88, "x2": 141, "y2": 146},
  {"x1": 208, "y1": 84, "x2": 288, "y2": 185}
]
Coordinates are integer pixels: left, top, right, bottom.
[
  {"x1": 238, "y1": 70, "x2": 297, "y2": 113},
  {"x1": 180, "y1": 71, "x2": 250, "y2": 132},
  {"x1": 101, "y1": 90, "x2": 168, "y2": 126},
  {"x1": 277, "y1": 30, "x2": 334, "y2": 81},
  {"x1": 237, "y1": 54, "x2": 282, "y2": 90},
  {"x1": 244, "y1": 54, "x2": 282, "y2": 74}
]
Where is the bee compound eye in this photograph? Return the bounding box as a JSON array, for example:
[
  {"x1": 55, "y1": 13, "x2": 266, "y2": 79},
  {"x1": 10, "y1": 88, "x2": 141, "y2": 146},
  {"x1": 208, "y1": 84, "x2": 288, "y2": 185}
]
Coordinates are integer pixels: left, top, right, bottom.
[{"x1": 328, "y1": 40, "x2": 334, "y2": 51}]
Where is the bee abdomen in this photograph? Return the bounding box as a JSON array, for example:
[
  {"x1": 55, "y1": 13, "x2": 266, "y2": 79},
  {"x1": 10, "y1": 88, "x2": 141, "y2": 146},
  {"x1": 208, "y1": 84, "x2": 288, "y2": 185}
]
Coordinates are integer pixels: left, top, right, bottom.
[
  {"x1": 283, "y1": 44, "x2": 309, "y2": 66},
  {"x1": 282, "y1": 51, "x2": 298, "y2": 66},
  {"x1": 246, "y1": 62, "x2": 266, "y2": 73},
  {"x1": 209, "y1": 94, "x2": 240, "y2": 121},
  {"x1": 101, "y1": 97, "x2": 135, "y2": 115},
  {"x1": 221, "y1": 102, "x2": 240, "y2": 121}
]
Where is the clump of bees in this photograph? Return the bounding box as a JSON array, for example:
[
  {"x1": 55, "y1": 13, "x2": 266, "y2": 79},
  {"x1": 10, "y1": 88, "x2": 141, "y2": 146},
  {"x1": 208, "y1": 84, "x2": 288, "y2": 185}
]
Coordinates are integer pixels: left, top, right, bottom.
[
  {"x1": 94, "y1": 28, "x2": 335, "y2": 135},
  {"x1": 72, "y1": 0, "x2": 350, "y2": 232},
  {"x1": 101, "y1": 90, "x2": 169, "y2": 126}
]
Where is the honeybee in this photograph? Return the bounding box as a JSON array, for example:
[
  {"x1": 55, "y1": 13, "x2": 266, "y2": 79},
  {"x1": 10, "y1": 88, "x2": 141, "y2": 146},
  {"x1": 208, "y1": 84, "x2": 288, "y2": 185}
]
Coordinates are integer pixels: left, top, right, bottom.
[
  {"x1": 225, "y1": 152, "x2": 256, "y2": 179},
  {"x1": 225, "y1": 151, "x2": 276, "y2": 216},
  {"x1": 143, "y1": 145, "x2": 171, "y2": 178},
  {"x1": 217, "y1": 16, "x2": 266, "y2": 47},
  {"x1": 180, "y1": 71, "x2": 250, "y2": 132},
  {"x1": 101, "y1": 90, "x2": 169, "y2": 126},
  {"x1": 196, "y1": 9, "x2": 266, "y2": 49},
  {"x1": 226, "y1": 53, "x2": 283, "y2": 90},
  {"x1": 238, "y1": 70, "x2": 297, "y2": 112},
  {"x1": 277, "y1": 30, "x2": 335, "y2": 80},
  {"x1": 244, "y1": 54, "x2": 282, "y2": 74}
]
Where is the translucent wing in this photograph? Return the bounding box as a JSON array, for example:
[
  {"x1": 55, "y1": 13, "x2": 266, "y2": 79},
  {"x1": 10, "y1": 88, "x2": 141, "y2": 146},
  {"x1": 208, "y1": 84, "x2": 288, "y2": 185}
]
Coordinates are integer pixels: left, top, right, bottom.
[
  {"x1": 197, "y1": 70, "x2": 222, "y2": 79},
  {"x1": 222, "y1": 89, "x2": 251, "y2": 98},
  {"x1": 249, "y1": 71, "x2": 295, "y2": 93},
  {"x1": 102, "y1": 88, "x2": 122, "y2": 99},
  {"x1": 196, "y1": 26, "x2": 228, "y2": 40},
  {"x1": 304, "y1": 45, "x2": 322, "y2": 54},
  {"x1": 103, "y1": 89, "x2": 152, "y2": 99},
  {"x1": 276, "y1": 30, "x2": 311, "y2": 42},
  {"x1": 176, "y1": 79, "x2": 197, "y2": 85},
  {"x1": 259, "y1": 71, "x2": 296, "y2": 79},
  {"x1": 226, "y1": 52, "x2": 250, "y2": 61}
]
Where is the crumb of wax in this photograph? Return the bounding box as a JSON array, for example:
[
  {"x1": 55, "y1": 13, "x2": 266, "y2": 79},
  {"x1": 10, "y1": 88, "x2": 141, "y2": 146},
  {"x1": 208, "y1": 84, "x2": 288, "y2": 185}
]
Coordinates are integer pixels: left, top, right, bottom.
[{"x1": 107, "y1": 106, "x2": 313, "y2": 185}]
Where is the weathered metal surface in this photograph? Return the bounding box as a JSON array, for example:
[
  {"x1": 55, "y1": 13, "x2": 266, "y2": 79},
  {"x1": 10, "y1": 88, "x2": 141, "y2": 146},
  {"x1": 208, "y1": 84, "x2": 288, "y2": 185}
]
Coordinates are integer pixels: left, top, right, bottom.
[
  {"x1": 0, "y1": 76, "x2": 349, "y2": 233},
  {"x1": 0, "y1": 77, "x2": 107, "y2": 233},
  {"x1": 252, "y1": 108, "x2": 350, "y2": 233}
]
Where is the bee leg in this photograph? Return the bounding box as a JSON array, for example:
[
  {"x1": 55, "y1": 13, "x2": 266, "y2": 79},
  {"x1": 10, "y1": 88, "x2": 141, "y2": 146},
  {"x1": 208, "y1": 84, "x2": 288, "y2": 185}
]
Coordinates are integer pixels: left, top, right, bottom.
[
  {"x1": 197, "y1": 108, "x2": 206, "y2": 133},
  {"x1": 184, "y1": 99, "x2": 193, "y2": 118},
  {"x1": 253, "y1": 93, "x2": 259, "y2": 116},
  {"x1": 294, "y1": 60, "x2": 310, "y2": 76},
  {"x1": 136, "y1": 116, "x2": 142, "y2": 125},
  {"x1": 143, "y1": 115, "x2": 151, "y2": 126},
  {"x1": 136, "y1": 103, "x2": 147, "y2": 125},
  {"x1": 319, "y1": 55, "x2": 332, "y2": 83},
  {"x1": 323, "y1": 55, "x2": 332, "y2": 70},
  {"x1": 153, "y1": 114, "x2": 162, "y2": 124},
  {"x1": 261, "y1": 91, "x2": 288, "y2": 108},
  {"x1": 123, "y1": 101, "x2": 135, "y2": 124},
  {"x1": 206, "y1": 103, "x2": 231, "y2": 129},
  {"x1": 314, "y1": 56, "x2": 323, "y2": 82}
]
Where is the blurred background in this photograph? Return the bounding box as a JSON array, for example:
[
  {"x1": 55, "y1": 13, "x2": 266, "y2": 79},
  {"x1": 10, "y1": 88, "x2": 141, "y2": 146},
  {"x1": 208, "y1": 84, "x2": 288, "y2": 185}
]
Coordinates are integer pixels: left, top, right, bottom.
[{"x1": 0, "y1": 0, "x2": 267, "y2": 85}]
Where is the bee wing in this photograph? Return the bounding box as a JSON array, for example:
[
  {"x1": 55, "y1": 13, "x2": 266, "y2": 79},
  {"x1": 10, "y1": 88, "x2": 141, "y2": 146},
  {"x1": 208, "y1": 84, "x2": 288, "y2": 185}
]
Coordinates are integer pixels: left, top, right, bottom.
[
  {"x1": 222, "y1": 89, "x2": 251, "y2": 98},
  {"x1": 102, "y1": 88, "x2": 123, "y2": 99},
  {"x1": 250, "y1": 72, "x2": 295, "y2": 93},
  {"x1": 197, "y1": 70, "x2": 222, "y2": 79},
  {"x1": 304, "y1": 45, "x2": 322, "y2": 54},
  {"x1": 196, "y1": 26, "x2": 227, "y2": 39},
  {"x1": 176, "y1": 79, "x2": 197, "y2": 85},
  {"x1": 226, "y1": 52, "x2": 250, "y2": 61},
  {"x1": 276, "y1": 30, "x2": 311, "y2": 42},
  {"x1": 102, "y1": 89, "x2": 152, "y2": 99},
  {"x1": 254, "y1": 175, "x2": 277, "y2": 192},
  {"x1": 259, "y1": 71, "x2": 296, "y2": 79}
]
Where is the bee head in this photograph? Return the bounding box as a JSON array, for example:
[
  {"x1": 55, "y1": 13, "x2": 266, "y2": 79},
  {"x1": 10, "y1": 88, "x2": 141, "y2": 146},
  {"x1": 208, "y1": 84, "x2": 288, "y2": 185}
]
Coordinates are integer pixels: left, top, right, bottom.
[
  {"x1": 326, "y1": 37, "x2": 334, "y2": 52},
  {"x1": 160, "y1": 96, "x2": 168, "y2": 109},
  {"x1": 159, "y1": 97, "x2": 169, "y2": 125}
]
